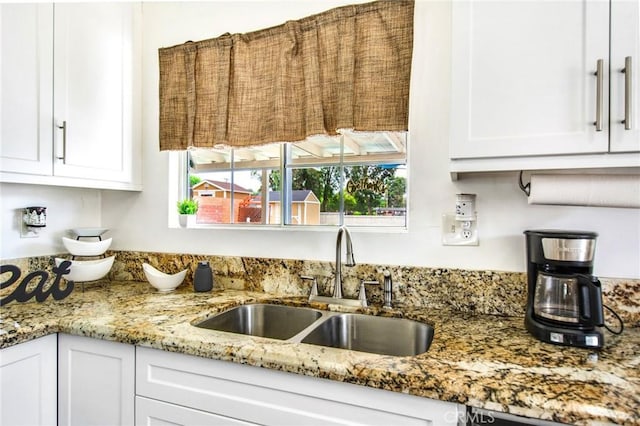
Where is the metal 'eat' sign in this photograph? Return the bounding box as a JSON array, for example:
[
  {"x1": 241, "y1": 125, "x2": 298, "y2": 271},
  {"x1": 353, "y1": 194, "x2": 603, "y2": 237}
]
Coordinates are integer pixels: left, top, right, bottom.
[{"x1": 0, "y1": 261, "x2": 74, "y2": 305}]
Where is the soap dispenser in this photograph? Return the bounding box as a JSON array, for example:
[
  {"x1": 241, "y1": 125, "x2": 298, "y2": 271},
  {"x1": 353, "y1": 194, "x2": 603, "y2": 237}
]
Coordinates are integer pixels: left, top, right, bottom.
[{"x1": 193, "y1": 261, "x2": 213, "y2": 292}]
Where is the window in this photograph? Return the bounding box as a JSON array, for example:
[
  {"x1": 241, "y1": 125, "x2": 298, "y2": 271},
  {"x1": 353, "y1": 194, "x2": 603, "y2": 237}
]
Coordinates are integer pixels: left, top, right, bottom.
[{"x1": 182, "y1": 131, "x2": 407, "y2": 228}]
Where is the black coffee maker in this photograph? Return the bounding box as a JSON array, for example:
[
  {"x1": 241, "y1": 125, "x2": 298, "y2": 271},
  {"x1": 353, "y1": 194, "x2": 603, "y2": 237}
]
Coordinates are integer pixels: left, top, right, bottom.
[{"x1": 524, "y1": 230, "x2": 605, "y2": 349}]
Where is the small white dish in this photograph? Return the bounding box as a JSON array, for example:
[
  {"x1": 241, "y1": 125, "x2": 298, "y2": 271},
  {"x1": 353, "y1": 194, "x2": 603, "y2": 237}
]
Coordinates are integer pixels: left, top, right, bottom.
[
  {"x1": 71, "y1": 228, "x2": 109, "y2": 238},
  {"x1": 62, "y1": 237, "x2": 112, "y2": 257},
  {"x1": 142, "y1": 263, "x2": 187, "y2": 293},
  {"x1": 55, "y1": 256, "x2": 115, "y2": 282}
]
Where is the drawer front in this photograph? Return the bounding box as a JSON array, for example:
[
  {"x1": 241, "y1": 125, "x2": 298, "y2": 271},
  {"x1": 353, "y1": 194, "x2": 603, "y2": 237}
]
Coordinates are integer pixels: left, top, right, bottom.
[
  {"x1": 136, "y1": 396, "x2": 256, "y2": 426},
  {"x1": 136, "y1": 347, "x2": 460, "y2": 426}
]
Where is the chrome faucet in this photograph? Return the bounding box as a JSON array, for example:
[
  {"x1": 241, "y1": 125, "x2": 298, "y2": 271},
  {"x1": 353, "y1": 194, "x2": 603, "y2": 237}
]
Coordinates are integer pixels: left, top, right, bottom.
[
  {"x1": 382, "y1": 270, "x2": 393, "y2": 309},
  {"x1": 305, "y1": 226, "x2": 361, "y2": 307},
  {"x1": 333, "y1": 225, "x2": 355, "y2": 299}
]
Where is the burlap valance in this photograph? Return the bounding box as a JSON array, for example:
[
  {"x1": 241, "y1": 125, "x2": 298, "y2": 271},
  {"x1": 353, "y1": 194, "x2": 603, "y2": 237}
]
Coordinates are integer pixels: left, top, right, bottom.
[{"x1": 158, "y1": 0, "x2": 414, "y2": 151}]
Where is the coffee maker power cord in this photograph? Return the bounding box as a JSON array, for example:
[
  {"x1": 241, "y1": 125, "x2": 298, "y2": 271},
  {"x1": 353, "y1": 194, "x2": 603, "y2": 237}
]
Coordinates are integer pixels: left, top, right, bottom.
[{"x1": 603, "y1": 304, "x2": 624, "y2": 335}]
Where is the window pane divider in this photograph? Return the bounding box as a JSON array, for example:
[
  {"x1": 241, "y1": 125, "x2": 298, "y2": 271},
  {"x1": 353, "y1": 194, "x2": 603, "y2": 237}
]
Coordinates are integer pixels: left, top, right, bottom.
[{"x1": 282, "y1": 143, "x2": 292, "y2": 225}]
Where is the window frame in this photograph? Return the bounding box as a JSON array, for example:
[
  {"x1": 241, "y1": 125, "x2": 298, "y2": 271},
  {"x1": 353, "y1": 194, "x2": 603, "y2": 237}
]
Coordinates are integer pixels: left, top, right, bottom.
[{"x1": 169, "y1": 134, "x2": 409, "y2": 232}]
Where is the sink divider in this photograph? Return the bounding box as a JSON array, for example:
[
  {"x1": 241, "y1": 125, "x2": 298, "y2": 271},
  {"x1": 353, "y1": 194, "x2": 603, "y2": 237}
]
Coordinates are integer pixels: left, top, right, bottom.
[{"x1": 287, "y1": 310, "x2": 337, "y2": 343}]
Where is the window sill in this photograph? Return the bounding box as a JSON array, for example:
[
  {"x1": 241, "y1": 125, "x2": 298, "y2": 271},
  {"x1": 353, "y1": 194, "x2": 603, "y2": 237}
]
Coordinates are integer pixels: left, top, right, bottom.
[{"x1": 170, "y1": 222, "x2": 408, "y2": 234}]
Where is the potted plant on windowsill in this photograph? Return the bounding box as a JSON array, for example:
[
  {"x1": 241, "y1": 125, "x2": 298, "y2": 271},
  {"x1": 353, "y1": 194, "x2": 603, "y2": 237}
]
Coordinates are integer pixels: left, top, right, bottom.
[{"x1": 177, "y1": 199, "x2": 198, "y2": 227}]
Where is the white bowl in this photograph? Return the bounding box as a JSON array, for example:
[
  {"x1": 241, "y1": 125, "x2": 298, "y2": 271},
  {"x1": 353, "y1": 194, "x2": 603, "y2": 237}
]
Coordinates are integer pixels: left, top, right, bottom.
[
  {"x1": 142, "y1": 263, "x2": 187, "y2": 293},
  {"x1": 55, "y1": 256, "x2": 115, "y2": 282},
  {"x1": 62, "y1": 237, "x2": 112, "y2": 256}
]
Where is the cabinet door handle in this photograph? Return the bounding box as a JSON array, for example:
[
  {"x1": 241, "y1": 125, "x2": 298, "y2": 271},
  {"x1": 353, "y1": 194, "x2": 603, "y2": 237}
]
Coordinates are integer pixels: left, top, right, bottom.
[
  {"x1": 623, "y1": 56, "x2": 632, "y2": 130},
  {"x1": 594, "y1": 59, "x2": 604, "y2": 131},
  {"x1": 56, "y1": 121, "x2": 67, "y2": 163}
]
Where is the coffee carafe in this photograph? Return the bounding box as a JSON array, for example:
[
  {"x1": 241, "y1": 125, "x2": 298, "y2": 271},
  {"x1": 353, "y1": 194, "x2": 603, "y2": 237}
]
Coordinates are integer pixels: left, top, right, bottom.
[{"x1": 524, "y1": 230, "x2": 605, "y2": 349}]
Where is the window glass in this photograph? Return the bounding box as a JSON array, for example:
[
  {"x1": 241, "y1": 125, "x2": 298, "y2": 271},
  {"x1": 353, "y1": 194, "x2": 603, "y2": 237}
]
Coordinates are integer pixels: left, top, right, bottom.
[
  {"x1": 283, "y1": 166, "x2": 340, "y2": 226},
  {"x1": 343, "y1": 164, "x2": 407, "y2": 227},
  {"x1": 185, "y1": 132, "x2": 407, "y2": 228},
  {"x1": 189, "y1": 145, "x2": 280, "y2": 225}
]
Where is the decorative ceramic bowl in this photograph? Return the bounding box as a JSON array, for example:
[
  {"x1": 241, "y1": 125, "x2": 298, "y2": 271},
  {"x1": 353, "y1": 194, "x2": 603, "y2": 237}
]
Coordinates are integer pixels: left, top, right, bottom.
[
  {"x1": 62, "y1": 237, "x2": 112, "y2": 257},
  {"x1": 142, "y1": 263, "x2": 187, "y2": 292},
  {"x1": 55, "y1": 256, "x2": 115, "y2": 282}
]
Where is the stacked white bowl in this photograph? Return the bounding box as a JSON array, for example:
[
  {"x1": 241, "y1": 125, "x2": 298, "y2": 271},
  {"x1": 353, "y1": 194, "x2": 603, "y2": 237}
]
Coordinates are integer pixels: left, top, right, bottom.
[{"x1": 56, "y1": 229, "x2": 114, "y2": 282}]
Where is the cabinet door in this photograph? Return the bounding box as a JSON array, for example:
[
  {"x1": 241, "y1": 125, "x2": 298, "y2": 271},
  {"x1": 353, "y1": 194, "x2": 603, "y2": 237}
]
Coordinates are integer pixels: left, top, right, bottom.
[
  {"x1": 53, "y1": 3, "x2": 134, "y2": 183},
  {"x1": 136, "y1": 396, "x2": 257, "y2": 426},
  {"x1": 450, "y1": 0, "x2": 610, "y2": 159},
  {"x1": 0, "y1": 4, "x2": 53, "y2": 175},
  {"x1": 0, "y1": 334, "x2": 57, "y2": 426},
  {"x1": 58, "y1": 334, "x2": 135, "y2": 426},
  {"x1": 610, "y1": 0, "x2": 640, "y2": 152}
]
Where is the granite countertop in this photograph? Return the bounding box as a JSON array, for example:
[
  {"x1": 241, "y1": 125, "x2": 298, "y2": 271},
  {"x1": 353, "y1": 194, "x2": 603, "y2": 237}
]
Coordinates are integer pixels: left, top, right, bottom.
[{"x1": 1, "y1": 281, "x2": 638, "y2": 425}]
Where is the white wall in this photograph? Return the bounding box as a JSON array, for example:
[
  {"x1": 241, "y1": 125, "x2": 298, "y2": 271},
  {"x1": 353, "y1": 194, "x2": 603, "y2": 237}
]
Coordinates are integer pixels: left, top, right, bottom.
[
  {"x1": 101, "y1": 0, "x2": 640, "y2": 279},
  {"x1": 3, "y1": 1, "x2": 637, "y2": 279},
  {"x1": 0, "y1": 183, "x2": 101, "y2": 258}
]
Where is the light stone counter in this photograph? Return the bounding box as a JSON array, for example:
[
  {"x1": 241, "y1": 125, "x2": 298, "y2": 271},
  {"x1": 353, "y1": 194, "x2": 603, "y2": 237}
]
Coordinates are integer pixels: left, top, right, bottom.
[{"x1": 1, "y1": 280, "x2": 638, "y2": 425}]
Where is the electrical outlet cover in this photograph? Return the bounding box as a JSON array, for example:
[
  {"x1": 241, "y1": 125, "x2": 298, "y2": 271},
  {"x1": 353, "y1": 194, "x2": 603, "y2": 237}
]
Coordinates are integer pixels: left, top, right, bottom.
[{"x1": 442, "y1": 214, "x2": 478, "y2": 246}]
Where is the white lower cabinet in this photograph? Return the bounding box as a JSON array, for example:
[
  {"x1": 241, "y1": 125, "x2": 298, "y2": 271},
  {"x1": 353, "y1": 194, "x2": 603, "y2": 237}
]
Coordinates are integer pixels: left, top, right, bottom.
[
  {"x1": 5, "y1": 334, "x2": 461, "y2": 426},
  {"x1": 58, "y1": 334, "x2": 135, "y2": 426},
  {"x1": 136, "y1": 346, "x2": 463, "y2": 426},
  {"x1": 0, "y1": 334, "x2": 57, "y2": 426}
]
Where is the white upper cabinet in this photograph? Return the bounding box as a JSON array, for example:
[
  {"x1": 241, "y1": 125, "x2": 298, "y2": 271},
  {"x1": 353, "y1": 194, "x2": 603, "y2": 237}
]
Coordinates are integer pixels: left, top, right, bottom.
[
  {"x1": 610, "y1": 0, "x2": 640, "y2": 152},
  {"x1": 0, "y1": 4, "x2": 53, "y2": 176},
  {"x1": 450, "y1": 0, "x2": 639, "y2": 173},
  {"x1": 0, "y1": 2, "x2": 141, "y2": 190},
  {"x1": 53, "y1": 3, "x2": 135, "y2": 184}
]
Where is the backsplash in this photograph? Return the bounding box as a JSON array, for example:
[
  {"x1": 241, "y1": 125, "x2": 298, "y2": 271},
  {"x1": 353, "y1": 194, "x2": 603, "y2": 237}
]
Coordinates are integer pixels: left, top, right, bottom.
[{"x1": 2, "y1": 251, "x2": 638, "y2": 327}]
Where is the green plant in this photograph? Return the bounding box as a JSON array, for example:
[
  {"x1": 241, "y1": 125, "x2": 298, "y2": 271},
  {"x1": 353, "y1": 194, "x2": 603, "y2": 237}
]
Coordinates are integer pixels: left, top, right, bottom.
[
  {"x1": 189, "y1": 174, "x2": 202, "y2": 187},
  {"x1": 177, "y1": 199, "x2": 198, "y2": 215}
]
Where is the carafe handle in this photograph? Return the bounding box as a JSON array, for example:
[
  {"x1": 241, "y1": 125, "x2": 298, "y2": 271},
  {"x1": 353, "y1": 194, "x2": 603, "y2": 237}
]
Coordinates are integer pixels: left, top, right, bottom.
[{"x1": 578, "y1": 275, "x2": 604, "y2": 327}]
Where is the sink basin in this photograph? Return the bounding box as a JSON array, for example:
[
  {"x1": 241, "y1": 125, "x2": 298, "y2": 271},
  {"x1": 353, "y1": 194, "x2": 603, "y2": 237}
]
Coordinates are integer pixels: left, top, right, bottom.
[
  {"x1": 195, "y1": 304, "x2": 323, "y2": 340},
  {"x1": 300, "y1": 313, "x2": 434, "y2": 357},
  {"x1": 194, "y1": 304, "x2": 434, "y2": 357}
]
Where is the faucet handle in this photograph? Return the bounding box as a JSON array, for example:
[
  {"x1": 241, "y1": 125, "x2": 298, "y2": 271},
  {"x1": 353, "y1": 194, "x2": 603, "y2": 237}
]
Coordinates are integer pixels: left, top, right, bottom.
[
  {"x1": 359, "y1": 280, "x2": 380, "y2": 307},
  {"x1": 301, "y1": 275, "x2": 318, "y2": 296}
]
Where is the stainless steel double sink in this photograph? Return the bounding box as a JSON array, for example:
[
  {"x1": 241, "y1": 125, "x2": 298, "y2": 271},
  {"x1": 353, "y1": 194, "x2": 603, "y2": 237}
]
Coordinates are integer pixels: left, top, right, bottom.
[{"x1": 194, "y1": 304, "x2": 434, "y2": 357}]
